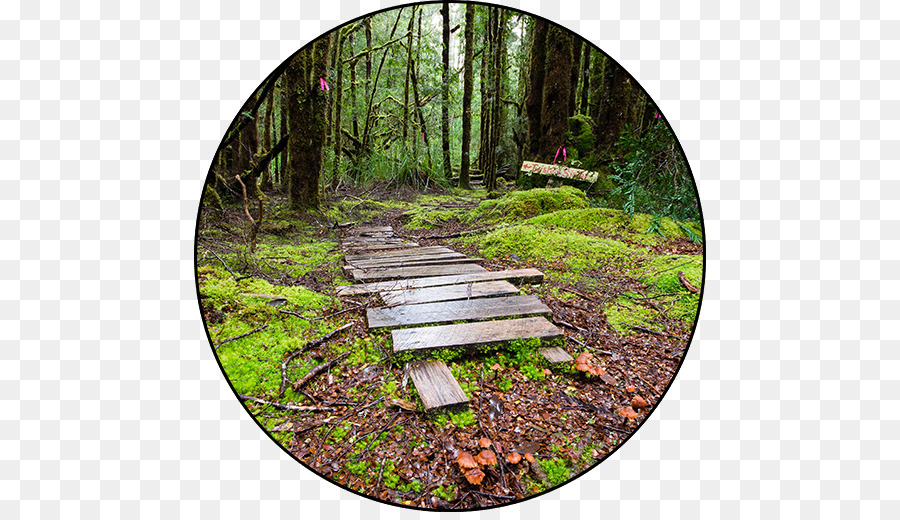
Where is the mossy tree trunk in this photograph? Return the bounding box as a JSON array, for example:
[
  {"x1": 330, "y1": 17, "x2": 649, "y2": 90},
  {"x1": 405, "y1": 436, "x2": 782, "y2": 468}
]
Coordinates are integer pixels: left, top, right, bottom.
[
  {"x1": 458, "y1": 3, "x2": 475, "y2": 190},
  {"x1": 525, "y1": 18, "x2": 547, "y2": 158},
  {"x1": 260, "y1": 83, "x2": 274, "y2": 191},
  {"x1": 569, "y1": 39, "x2": 582, "y2": 117},
  {"x1": 579, "y1": 45, "x2": 590, "y2": 115},
  {"x1": 593, "y1": 60, "x2": 644, "y2": 155},
  {"x1": 484, "y1": 8, "x2": 506, "y2": 191},
  {"x1": 538, "y1": 24, "x2": 573, "y2": 161}
]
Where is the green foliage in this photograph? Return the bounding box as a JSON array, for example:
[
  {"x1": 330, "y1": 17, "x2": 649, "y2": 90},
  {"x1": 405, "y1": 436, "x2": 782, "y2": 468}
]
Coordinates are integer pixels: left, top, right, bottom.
[
  {"x1": 609, "y1": 121, "x2": 700, "y2": 223},
  {"x1": 430, "y1": 409, "x2": 476, "y2": 429},
  {"x1": 398, "y1": 480, "x2": 424, "y2": 494},
  {"x1": 567, "y1": 114, "x2": 596, "y2": 157},
  {"x1": 346, "y1": 460, "x2": 369, "y2": 477},
  {"x1": 463, "y1": 186, "x2": 588, "y2": 223},
  {"x1": 497, "y1": 378, "x2": 513, "y2": 391},
  {"x1": 524, "y1": 207, "x2": 702, "y2": 244}
]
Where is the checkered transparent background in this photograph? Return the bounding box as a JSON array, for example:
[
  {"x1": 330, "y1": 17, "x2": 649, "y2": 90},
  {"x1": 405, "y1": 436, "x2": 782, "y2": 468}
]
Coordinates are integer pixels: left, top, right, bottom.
[{"x1": 2, "y1": 0, "x2": 897, "y2": 517}]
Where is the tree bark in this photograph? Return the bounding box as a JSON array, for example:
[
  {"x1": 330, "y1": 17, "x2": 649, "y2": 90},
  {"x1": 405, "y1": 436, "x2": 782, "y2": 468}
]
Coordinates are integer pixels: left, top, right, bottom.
[
  {"x1": 402, "y1": 7, "x2": 415, "y2": 146},
  {"x1": 332, "y1": 29, "x2": 345, "y2": 189},
  {"x1": 441, "y1": 1, "x2": 452, "y2": 178},
  {"x1": 569, "y1": 39, "x2": 582, "y2": 117},
  {"x1": 260, "y1": 82, "x2": 275, "y2": 191},
  {"x1": 538, "y1": 24, "x2": 573, "y2": 161},
  {"x1": 525, "y1": 18, "x2": 548, "y2": 158},
  {"x1": 485, "y1": 8, "x2": 505, "y2": 191},
  {"x1": 458, "y1": 3, "x2": 475, "y2": 190},
  {"x1": 579, "y1": 45, "x2": 591, "y2": 115}
]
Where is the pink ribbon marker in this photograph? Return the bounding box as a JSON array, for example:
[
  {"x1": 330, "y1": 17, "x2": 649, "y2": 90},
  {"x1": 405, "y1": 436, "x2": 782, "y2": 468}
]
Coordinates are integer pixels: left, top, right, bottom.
[
  {"x1": 553, "y1": 145, "x2": 567, "y2": 164},
  {"x1": 654, "y1": 111, "x2": 660, "y2": 119},
  {"x1": 319, "y1": 77, "x2": 330, "y2": 91}
]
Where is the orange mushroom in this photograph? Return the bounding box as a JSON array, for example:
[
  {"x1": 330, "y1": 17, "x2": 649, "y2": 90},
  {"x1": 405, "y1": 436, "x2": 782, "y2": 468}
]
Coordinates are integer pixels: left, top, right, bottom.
[
  {"x1": 456, "y1": 451, "x2": 478, "y2": 470},
  {"x1": 506, "y1": 452, "x2": 522, "y2": 464},
  {"x1": 524, "y1": 452, "x2": 535, "y2": 463},
  {"x1": 478, "y1": 437, "x2": 492, "y2": 449},
  {"x1": 632, "y1": 396, "x2": 648, "y2": 409},
  {"x1": 476, "y1": 449, "x2": 497, "y2": 466},
  {"x1": 618, "y1": 406, "x2": 639, "y2": 419},
  {"x1": 464, "y1": 468, "x2": 485, "y2": 485}
]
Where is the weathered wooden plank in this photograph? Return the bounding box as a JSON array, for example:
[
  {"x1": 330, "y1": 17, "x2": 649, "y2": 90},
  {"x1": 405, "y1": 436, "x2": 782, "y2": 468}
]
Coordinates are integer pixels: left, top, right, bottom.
[
  {"x1": 540, "y1": 346, "x2": 574, "y2": 364},
  {"x1": 335, "y1": 268, "x2": 544, "y2": 296},
  {"x1": 345, "y1": 246, "x2": 454, "y2": 261},
  {"x1": 392, "y1": 316, "x2": 563, "y2": 354},
  {"x1": 346, "y1": 257, "x2": 482, "y2": 274},
  {"x1": 343, "y1": 242, "x2": 419, "y2": 252},
  {"x1": 408, "y1": 360, "x2": 469, "y2": 410},
  {"x1": 380, "y1": 280, "x2": 520, "y2": 306},
  {"x1": 349, "y1": 263, "x2": 486, "y2": 282},
  {"x1": 368, "y1": 295, "x2": 549, "y2": 329},
  {"x1": 352, "y1": 226, "x2": 392, "y2": 234},
  {"x1": 342, "y1": 237, "x2": 407, "y2": 245},
  {"x1": 347, "y1": 252, "x2": 469, "y2": 268}
]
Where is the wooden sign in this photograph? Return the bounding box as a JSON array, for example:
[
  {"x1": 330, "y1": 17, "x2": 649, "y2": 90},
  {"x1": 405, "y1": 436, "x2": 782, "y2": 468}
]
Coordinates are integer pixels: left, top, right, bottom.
[{"x1": 520, "y1": 161, "x2": 599, "y2": 183}]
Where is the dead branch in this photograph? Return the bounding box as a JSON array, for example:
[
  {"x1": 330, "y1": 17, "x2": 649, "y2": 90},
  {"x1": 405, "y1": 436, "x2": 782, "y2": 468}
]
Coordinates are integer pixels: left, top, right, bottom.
[
  {"x1": 215, "y1": 324, "x2": 268, "y2": 350},
  {"x1": 206, "y1": 248, "x2": 250, "y2": 281},
  {"x1": 678, "y1": 271, "x2": 699, "y2": 293},
  {"x1": 278, "y1": 323, "x2": 353, "y2": 396},
  {"x1": 234, "y1": 175, "x2": 264, "y2": 252},
  {"x1": 630, "y1": 325, "x2": 682, "y2": 340},
  {"x1": 238, "y1": 394, "x2": 337, "y2": 412},
  {"x1": 292, "y1": 351, "x2": 351, "y2": 391}
]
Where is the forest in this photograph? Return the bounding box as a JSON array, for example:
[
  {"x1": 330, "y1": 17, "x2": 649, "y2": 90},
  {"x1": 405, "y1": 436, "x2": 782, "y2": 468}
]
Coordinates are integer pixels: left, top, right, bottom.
[{"x1": 197, "y1": 2, "x2": 703, "y2": 510}]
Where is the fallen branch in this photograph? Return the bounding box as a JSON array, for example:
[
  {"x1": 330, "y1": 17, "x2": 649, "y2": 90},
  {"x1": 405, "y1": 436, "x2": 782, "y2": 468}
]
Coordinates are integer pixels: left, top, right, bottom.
[
  {"x1": 292, "y1": 351, "x2": 351, "y2": 391},
  {"x1": 562, "y1": 287, "x2": 597, "y2": 302},
  {"x1": 238, "y1": 394, "x2": 337, "y2": 412},
  {"x1": 216, "y1": 324, "x2": 268, "y2": 350},
  {"x1": 206, "y1": 248, "x2": 249, "y2": 281},
  {"x1": 630, "y1": 325, "x2": 682, "y2": 340},
  {"x1": 553, "y1": 319, "x2": 587, "y2": 333},
  {"x1": 678, "y1": 271, "x2": 700, "y2": 293},
  {"x1": 277, "y1": 323, "x2": 353, "y2": 397}
]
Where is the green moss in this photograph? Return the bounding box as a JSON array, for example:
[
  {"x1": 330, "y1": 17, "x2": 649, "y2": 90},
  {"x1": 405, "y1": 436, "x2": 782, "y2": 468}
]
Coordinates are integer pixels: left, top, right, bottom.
[
  {"x1": 568, "y1": 114, "x2": 596, "y2": 157},
  {"x1": 463, "y1": 186, "x2": 589, "y2": 224},
  {"x1": 604, "y1": 297, "x2": 658, "y2": 335},
  {"x1": 538, "y1": 458, "x2": 571, "y2": 488},
  {"x1": 433, "y1": 485, "x2": 457, "y2": 501},
  {"x1": 465, "y1": 224, "x2": 639, "y2": 273},
  {"x1": 639, "y1": 254, "x2": 703, "y2": 325},
  {"x1": 497, "y1": 378, "x2": 513, "y2": 391},
  {"x1": 346, "y1": 460, "x2": 369, "y2": 477},
  {"x1": 430, "y1": 409, "x2": 476, "y2": 429},
  {"x1": 524, "y1": 207, "x2": 701, "y2": 244},
  {"x1": 398, "y1": 480, "x2": 424, "y2": 494}
]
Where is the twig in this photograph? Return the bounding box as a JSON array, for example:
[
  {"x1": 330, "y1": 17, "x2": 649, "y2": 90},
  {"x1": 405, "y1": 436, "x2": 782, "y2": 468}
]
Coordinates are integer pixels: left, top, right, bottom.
[
  {"x1": 553, "y1": 319, "x2": 587, "y2": 333},
  {"x1": 238, "y1": 394, "x2": 337, "y2": 412},
  {"x1": 630, "y1": 325, "x2": 682, "y2": 340},
  {"x1": 678, "y1": 271, "x2": 699, "y2": 293},
  {"x1": 234, "y1": 175, "x2": 264, "y2": 253},
  {"x1": 206, "y1": 248, "x2": 249, "y2": 281},
  {"x1": 292, "y1": 351, "x2": 351, "y2": 391},
  {"x1": 562, "y1": 287, "x2": 597, "y2": 302},
  {"x1": 215, "y1": 324, "x2": 268, "y2": 350}
]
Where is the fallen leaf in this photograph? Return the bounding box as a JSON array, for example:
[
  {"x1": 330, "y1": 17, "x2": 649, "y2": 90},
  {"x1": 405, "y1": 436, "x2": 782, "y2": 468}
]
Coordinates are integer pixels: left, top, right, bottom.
[
  {"x1": 625, "y1": 385, "x2": 636, "y2": 393},
  {"x1": 388, "y1": 398, "x2": 418, "y2": 411}
]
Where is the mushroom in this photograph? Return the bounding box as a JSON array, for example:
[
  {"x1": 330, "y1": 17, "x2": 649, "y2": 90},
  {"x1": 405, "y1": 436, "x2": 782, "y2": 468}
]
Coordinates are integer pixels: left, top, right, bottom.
[
  {"x1": 524, "y1": 452, "x2": 535, "y2": 463},
  {"x1": 575, "y1": 363, "x2": 590, "y2": 372},
  {"x1": 618, "y1": 406, "x2": 639, "y2": 420},
  {"x1": 478, "y1": 437, "x2": 492, "y2": 449},
  {"x1": 631, "y1": 396, "x2": 648, "y2": 409},
  {"x1": 542, "y1": 368, "x2": 552, "y2": 376},
  {"x1": 456, "y1": 451, "x2": 478, "y2": 470},
  {"x1": 506, "y1": 452, "x2": 522, "y2": 464},
  {"x1": 476, "y1": 449, "x2": 497, "y2": 466},
  {"x1": 464, "y1": 468, "x2": 485, "y2": 485},
  {"x1": 490, "y1": 363, "x2": 502, "y2": 371}
]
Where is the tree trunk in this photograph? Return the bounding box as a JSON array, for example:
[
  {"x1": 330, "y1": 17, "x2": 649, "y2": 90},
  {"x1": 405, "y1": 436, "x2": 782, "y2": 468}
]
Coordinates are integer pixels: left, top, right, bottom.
[
  {"x1": 485, "y1": 8, "x2": 505, "y2": 191},
  {"x1": 579, "y1": 45, "x2": 591, "y2": 115},
  {"x1": 402, "y1": 7, "x2": 415, "y2": 146},
  {"x1": 278, "y1": 76, "x2": 287, "y2": 189},
  {"x1": 458, "y1": 3, "x2": 475, "y2": 190},
  {"x1": 332, "y1": 28, "x2": 345, "y2": 189},
  {"x1": 440, "y1": 1, "x2": 452, "y2": 178},
  {"x1": 260, "y1": 84, "x2": 275, "y2": 191},
  {"x1": 569, "y1": 39, "x2": 581, "y2": 117},
  {"x1": 588, "y1": 53, "x2": 604, "y2": 128},
  {"x1": 525, "y1": 18, "x2": 547, "y2": 158},
  {"x1": 538, "y1": 24, "x2": 573, "y2": 161},
  {"x1": 594, "y1": 59, "x2": 638, "y2": 155},
  {"x1": 478, "y1": 7, "x2": 491, "y2": 169}
]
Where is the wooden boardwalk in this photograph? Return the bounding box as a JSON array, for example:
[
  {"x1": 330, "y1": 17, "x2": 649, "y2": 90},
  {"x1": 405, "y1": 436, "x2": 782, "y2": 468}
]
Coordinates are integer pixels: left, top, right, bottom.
[{"x1": 339, "y1": 225, "x2": 573, "y2": 411}]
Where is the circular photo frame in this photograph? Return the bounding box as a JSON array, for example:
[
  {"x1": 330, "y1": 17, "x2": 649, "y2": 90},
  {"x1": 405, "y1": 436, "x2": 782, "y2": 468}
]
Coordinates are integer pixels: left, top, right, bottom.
[{"x1": 195, "y1": 1, "x2": 705, "y2": 511}]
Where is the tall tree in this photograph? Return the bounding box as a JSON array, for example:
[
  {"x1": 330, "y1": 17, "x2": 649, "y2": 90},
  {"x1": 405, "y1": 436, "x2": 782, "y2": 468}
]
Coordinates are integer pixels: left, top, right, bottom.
[
  {"x1": 440, "y1": 1, "x2": 452, "y2": 178},
  {"x1": 588, "y1": 53, "x2": 604, "y2": 126},
  {"x1": 331, "y1": 28, "x2": 345, "y2": 189},
  {"x1": 260, "y1": 84, "x2": 275, "y2": 191},
  {"x1": 458, "y1": 3, "x2": 475, "y2": 190},
  {"x1": 525, "y1": 19, "x2": 548, "y2": 157},
  {"x1": 538, "y1": 24, "x2": 573, "y2": 161},
  {"x1": 287, "y1": 35, "x2": 333, "y2": 210},
  {"x1": 402, "y1": 7, "x2": 416, "y2": 146},
  {"x1": 485, "y1": 8, "x2": 506, "y2": 191},
  {"x1": 579, "y1": 45, "x2": 591, "y2": 114},
  {"x1": 569, "y1": 39, "x2": 582, "y2": 117}
]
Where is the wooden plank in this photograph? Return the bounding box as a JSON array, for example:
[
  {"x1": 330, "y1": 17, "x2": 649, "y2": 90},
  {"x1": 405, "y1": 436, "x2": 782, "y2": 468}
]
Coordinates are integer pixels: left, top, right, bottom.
[
  {"x1": 346, "y1": 256, "x2": 482, "y2": 272},
  {"x1": 345, "y1": 246, "x2": 454, "y2": 261},
  {"x1": 368, "y1": 295, "x2": 549, "y2": 329},
  {"x1": 343, "y1": 242, "x2": 419, "y2": 252},
  {"x1": 352, "y1": 226, "x2": 392, "y2": 234},
  {"x1": 408, "y1": 360, "x2": 469, "y2": 411},
  {"x1": 347, "y1": 251, "x2": 468, "y2": 268},
  {"x1": 392, "y1": 316, "x2": 563, "y2": 354},
  {"x1": 335, "y1": 268, "x2": 544, "y2": 296},
  {"x1": 380, "y1": 280, "x2": 520, "y2": 306},
  {"x1": 349, "y1": 263, "x2": 486, "y2": 282},
  {"x1": 540, "y1": 346, "x2": 574, "y2": 364}
]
